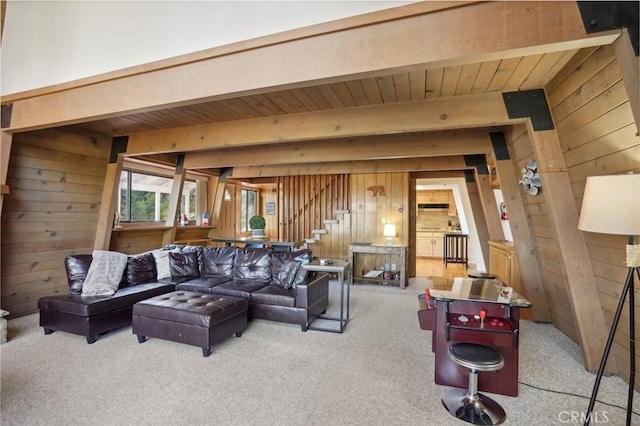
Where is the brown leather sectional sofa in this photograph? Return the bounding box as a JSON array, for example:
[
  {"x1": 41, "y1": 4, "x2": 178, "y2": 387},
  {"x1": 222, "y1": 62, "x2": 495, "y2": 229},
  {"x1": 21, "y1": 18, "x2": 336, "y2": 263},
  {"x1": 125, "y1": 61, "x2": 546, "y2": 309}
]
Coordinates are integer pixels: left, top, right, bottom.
[{"x1": 38, "y1": 246, "x2": 329, "y2": 343}]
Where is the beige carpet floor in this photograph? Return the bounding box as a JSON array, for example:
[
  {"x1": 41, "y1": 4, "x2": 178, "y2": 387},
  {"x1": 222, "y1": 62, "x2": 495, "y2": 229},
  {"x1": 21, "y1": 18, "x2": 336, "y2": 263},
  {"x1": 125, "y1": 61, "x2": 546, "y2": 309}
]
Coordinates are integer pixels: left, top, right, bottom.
[{"x1": 1, "y1": 281, "x2": 638, "y2": 425}]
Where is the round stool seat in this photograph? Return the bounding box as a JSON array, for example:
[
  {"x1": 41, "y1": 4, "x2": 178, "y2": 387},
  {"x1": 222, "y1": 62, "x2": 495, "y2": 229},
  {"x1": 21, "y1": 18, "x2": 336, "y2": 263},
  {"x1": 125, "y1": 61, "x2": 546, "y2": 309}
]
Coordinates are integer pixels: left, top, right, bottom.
[
  {"x1": 449, "y1": 343, "x2": 504, "y2": 371},
  {"x1": 442, "y1": 343, "x2": 506, "y2": 425},
  {"x1": 467, "y1": 271, "x2": 496, "y2": 279}
]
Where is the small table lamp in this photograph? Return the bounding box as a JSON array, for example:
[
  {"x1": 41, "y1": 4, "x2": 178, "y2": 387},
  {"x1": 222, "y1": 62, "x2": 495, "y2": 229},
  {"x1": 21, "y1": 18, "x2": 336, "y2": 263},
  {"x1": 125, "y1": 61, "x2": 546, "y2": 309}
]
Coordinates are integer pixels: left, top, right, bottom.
[
  {"x1": 383, "y1": 223, "x2": 396, "y2": 246},
  {"x1": 578, "y1": 174, "x2": 640, "y2": 425}
]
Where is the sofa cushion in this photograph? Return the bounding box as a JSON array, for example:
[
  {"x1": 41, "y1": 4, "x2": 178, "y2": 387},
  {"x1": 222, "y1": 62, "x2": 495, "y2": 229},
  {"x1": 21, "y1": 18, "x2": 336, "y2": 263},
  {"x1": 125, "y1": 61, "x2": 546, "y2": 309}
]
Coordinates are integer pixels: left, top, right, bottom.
[
  {"x1": 232, "y1": 248, "x2": 271, "y2": 281},
  {"x1": 176, "y1": 244, "x2": 203, "y2": 262},
  {"x1": 200, "y1": 246, "x2": 236, "y2": 277},
  {"x1": 39, "y1": 282, "x2": 175, "y2": 317},
  {"x1": 175, "y1": 276, "x2": 231, "y2": 293},
  {"x1": 124, "y1": 252, "x2": 157, "y2": 287},
  {"x1": 65, "y1": 254, "x2": 93, "y2": 295},
  {"x1": 208, "y1": 279, "x2": 269, "y2": 300},
  {"x1": 273, "y1": 249, "x2": 312, "y2": 261},
  {"x1": 81, "y1": 250, "x2": 128, "y2": 296},
  {"x1": 270, "y1": 257, "x2": 299, "y2": 289},
  {"x1": 250, "y1": 285, "x2": 296, "y2": 308},
  {"x1": 169, "y1": 251, "x2": 200, "y2": 282}
]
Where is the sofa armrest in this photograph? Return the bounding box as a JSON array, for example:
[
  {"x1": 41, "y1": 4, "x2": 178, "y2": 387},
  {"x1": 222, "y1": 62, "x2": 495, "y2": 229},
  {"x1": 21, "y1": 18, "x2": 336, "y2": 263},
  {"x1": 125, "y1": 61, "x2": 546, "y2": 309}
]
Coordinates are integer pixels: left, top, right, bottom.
[{"x1": 295, "y1": 272, "x2": 329, "y2": 308}]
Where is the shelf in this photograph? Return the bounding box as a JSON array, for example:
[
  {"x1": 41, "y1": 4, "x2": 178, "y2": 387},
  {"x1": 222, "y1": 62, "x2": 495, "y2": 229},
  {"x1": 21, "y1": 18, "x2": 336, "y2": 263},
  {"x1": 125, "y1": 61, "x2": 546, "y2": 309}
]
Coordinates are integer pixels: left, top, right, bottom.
[{"x1": 353, "y1": 274, "x2": 401, "y2": 286}]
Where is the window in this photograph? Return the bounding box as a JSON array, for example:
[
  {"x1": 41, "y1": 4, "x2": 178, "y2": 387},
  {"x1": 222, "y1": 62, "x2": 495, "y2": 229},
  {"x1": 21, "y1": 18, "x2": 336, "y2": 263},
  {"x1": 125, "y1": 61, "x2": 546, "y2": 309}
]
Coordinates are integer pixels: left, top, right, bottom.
[
  {"x1": 240, "y1": 189, "x2": 258, "y2": 232},
  {"x1": 118, "y1": 170, "x2": 196, "y2": 223}
]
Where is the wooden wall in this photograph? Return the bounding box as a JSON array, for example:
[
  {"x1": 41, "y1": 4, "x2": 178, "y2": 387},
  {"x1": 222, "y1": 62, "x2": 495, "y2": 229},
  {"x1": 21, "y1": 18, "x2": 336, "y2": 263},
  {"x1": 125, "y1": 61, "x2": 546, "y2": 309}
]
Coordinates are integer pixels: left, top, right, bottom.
[
  {"x1": 545, "y1": 45, "x2": 640, "y2": 383},
  {"x1": 351, "y1": 173, "x2": 408, "y2": 245},
  {"x1": 1, "y1": 129, "x2": 110, "y2": 317},
  {"x1": 350, "y1": 172, "x2": 409, "y2": 274}
]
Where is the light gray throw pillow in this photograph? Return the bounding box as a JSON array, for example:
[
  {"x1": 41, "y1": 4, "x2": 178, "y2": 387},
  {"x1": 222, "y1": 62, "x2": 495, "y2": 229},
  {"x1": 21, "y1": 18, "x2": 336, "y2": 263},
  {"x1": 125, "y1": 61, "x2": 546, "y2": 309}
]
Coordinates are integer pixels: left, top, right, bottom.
[{"x1": 81, "y1": 250, "x2": 127, "y2": 296}]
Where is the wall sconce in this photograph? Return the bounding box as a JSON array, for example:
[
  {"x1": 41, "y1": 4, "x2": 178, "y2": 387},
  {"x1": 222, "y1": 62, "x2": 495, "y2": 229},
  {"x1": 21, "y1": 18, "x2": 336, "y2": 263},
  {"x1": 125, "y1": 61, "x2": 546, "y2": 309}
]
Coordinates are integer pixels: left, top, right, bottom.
[
  {"x1": 383, "y1": 223, "x2": 396, "y2": 246},
  {"x1": 224, "y1": 189, "x2": 232, "y2": 201},
  {"x1": 520, "y1": 159, "x2": 542, "y2": 195}
]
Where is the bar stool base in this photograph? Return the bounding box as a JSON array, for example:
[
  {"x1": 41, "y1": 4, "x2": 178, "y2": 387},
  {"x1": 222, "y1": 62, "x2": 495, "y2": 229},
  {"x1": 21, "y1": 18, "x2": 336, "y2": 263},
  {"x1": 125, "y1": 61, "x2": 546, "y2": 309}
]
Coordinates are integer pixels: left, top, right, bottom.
[{"x1": 441, "y1": 389, "x2": 506, "y2": 425}]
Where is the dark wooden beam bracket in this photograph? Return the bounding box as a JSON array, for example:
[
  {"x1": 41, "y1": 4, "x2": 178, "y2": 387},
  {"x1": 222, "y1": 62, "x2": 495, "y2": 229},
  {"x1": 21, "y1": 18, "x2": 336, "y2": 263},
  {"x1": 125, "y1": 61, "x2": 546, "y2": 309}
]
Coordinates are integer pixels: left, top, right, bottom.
[
  {"x1": 109, "y1": 136, "x2": 129, "y2": 163},
  {"x1": 1, "y1": 104, "x2": 13, "y2": 128},
  {"x1": 502, "y1": 90, "x2": 554, "y2": 131},
  {"x1": 489, "y1": 132, "x2": 510, "y2": 161},
  {"x1": 578, "y1": 1, "x2": 639, "y2": 56}
]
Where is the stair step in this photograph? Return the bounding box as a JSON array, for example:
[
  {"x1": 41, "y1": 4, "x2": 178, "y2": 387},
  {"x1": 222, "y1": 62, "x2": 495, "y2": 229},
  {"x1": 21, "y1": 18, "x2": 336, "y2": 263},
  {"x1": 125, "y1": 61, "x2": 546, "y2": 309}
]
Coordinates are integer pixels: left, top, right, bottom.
[
  {"x1": 312, "y1": 229, "x2": 328, "y2": 235},
  {"x1": 324, "y1": 219, "x2": 338, "y2": 225},
  {"x1": 335, "y1": 210, "x2": 350, "y2": 214},
  {"x1": 305, "y1": 238, "x2": 316, "y2": 244}
]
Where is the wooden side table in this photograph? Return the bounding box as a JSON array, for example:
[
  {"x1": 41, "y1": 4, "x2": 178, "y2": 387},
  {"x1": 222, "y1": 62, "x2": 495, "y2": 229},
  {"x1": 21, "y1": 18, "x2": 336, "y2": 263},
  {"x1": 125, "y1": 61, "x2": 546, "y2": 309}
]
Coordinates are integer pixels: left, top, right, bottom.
[{"x1": 349, "y1": 244, "x2": 407, "y2": 288}]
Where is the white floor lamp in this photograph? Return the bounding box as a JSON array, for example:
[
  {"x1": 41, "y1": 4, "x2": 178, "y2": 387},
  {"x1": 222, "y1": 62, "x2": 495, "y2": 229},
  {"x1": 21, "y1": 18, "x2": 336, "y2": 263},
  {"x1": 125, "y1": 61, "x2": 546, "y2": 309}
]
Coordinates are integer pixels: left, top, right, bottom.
[{"x1": 578, "y1": 174, "x2": 640, "y2": 426}]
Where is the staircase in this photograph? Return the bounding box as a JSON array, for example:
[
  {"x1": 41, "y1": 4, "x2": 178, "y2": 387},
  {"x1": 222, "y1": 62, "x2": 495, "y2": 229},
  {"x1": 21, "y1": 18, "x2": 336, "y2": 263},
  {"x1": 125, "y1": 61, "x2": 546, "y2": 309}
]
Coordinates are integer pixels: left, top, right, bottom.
[
  {"x1": 279, "y1": 174, "x2": 350, "y2": 259},
  {"x1": 305, "y1": 209, "x2": 351, "y2": 260}
]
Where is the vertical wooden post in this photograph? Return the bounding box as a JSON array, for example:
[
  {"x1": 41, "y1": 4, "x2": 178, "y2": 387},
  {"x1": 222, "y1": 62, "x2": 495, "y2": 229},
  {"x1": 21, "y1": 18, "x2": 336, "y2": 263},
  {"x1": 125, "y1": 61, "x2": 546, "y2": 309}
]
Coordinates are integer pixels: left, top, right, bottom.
[
  {"x1": 465, "y1": 170, "x2": 491, "y2": 269},
  {"x1": 614, "y1": 28, "x2": 639, "y2": 134},
  {"x1": 491, "y1": 132, "x2": 551, "y2": 323},
  {"x1": 162, "y1": 154, "x2": 187, "y2": 246},
  {"x1": 210, "y1": 168, "x2": 233, "y2": 229},
  {"x1": 0, "y1": 131, "x2": 13, "y2": 298},
  {"x1": 0, "y1": 131, "x2": 12, "y2": 217},
  {"x1": 526, "y1": 122, "x2": 613, "y2": 373},
  {"x1": 94, "y1": 137, "x2": 127, "y2": 250}
]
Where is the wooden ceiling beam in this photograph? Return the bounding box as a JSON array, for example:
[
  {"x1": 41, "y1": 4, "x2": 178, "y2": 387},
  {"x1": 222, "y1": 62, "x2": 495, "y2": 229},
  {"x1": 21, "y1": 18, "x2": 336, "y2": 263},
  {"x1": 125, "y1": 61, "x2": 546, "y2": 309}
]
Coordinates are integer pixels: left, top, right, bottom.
[
  {"x1": 127, "y1": 92, "x2": 507, "y2": 156},
  {"x1": 3, "y1": 1, "x2": 618, "y2": 132},
  {"x1": 231, "y1": 156, "x2": 471, "y2": 178},
  {"x1": 411, "y1": 170, "x2": 466, "y2": 179},
  {"x1": 183, "y1": 133, "x2": 492, "y2": 169}
]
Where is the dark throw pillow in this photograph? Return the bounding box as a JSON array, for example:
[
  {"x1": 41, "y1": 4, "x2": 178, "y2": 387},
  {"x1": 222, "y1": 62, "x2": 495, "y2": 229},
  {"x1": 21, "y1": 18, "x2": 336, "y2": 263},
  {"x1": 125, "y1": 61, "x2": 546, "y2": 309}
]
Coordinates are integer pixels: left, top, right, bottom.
[
  {"x1": 124, "y1": 252, "x2": 157, "y2": 287},
  {"x1": 292, "y1": 252, "x2": 311, "y2": 287}
]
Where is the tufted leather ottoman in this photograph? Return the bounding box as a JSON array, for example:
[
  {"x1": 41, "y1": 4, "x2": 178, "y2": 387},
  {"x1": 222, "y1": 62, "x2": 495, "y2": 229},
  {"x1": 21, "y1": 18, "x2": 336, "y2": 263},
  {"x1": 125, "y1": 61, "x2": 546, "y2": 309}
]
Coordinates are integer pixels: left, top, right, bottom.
[{"x1": 132, "y1": 291, "x2": 248, "y2": 357}]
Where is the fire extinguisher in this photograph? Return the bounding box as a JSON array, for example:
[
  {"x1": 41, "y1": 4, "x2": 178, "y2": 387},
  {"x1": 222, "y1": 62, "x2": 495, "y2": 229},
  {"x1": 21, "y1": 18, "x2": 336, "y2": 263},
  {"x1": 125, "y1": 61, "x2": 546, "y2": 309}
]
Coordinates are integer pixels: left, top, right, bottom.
[{"x1": 500, "y1": 202, "x2": 508, "y2": 220}]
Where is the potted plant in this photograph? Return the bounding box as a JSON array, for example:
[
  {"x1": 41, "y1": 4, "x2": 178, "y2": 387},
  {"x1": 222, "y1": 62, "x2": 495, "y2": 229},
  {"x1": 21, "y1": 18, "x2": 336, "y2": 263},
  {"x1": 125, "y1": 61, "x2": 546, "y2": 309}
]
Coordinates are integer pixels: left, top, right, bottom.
[{"x1": 249, "y1": 215, "x2": 266, "y2": 237}]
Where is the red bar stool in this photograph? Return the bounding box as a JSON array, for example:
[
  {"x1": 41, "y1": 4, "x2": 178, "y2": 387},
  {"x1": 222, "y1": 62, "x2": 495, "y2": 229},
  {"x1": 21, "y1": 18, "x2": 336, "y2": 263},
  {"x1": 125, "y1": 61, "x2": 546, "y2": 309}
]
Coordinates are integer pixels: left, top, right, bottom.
[{"x1": 441, "y1": 342, "x2": 506, "y2": 425}]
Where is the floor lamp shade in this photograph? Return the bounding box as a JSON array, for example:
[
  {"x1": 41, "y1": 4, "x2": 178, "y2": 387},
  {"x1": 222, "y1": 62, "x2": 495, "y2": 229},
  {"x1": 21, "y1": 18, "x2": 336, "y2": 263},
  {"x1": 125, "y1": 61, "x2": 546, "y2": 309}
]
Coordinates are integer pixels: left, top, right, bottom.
[
  {"x1": 578, "y1": 175, "x2": 640, "y2": 236},
  {"x1": 578, "y1": 174, "x2": 640, "y2": 426}
]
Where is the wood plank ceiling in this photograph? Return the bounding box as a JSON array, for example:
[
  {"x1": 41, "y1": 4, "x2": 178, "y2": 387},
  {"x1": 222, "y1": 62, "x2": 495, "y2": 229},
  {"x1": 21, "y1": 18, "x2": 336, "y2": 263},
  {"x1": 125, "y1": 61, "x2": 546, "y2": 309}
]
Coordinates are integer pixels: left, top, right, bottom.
[{"x1": 76, "y1": 49, "x2": 582, "y2": 138}]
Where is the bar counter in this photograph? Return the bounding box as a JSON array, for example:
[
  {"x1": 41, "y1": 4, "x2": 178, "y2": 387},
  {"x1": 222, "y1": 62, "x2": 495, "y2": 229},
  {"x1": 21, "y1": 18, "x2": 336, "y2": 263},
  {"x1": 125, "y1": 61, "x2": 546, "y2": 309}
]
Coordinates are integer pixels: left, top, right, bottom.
[{"x1": 417, "y1": 277, "x2": 531, "y2": 397}]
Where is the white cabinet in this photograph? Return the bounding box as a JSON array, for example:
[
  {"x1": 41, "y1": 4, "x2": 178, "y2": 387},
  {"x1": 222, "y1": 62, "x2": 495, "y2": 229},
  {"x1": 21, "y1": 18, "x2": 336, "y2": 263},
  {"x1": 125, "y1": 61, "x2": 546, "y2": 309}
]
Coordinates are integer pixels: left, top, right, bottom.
[
  {"x1": 433, "y1": 234, "x2": 444, "y2": 257},
  {"x1": 417, "y1": 235, "x2": 431, "y2": 256},
  {"x1": 416, "y1": 232, "x2": 444, "y2": 257},
  {"x1": 417, "y1": 190, "x2": 449, "y2": 204}
]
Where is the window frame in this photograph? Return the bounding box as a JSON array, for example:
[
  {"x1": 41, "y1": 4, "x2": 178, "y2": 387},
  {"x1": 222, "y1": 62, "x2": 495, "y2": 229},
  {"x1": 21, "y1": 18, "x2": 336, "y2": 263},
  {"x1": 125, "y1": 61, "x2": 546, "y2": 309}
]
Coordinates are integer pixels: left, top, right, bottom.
[
  {"x1": 117, "y1": 168, "x2": 198, "y2": 225},
  {"x1": 239, "y1": 188, "x2": 259, "y2": 232}
]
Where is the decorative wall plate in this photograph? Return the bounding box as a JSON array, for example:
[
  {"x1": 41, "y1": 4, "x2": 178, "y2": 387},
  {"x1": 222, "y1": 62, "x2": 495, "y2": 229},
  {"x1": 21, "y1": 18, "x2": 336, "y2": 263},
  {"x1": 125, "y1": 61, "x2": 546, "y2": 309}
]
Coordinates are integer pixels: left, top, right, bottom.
[{"x1": 519, "y1": 159, "x2": 542, "y2": 195}]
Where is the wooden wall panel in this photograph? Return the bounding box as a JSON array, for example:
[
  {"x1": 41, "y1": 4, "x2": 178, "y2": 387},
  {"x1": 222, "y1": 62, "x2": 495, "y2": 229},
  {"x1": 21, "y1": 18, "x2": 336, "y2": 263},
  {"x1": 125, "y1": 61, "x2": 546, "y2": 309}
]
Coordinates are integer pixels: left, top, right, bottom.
[
  {"x1": 547, "y1": 45, "x2": 640, "y2": 386},
  {"x1": 110, "y1": 229, "x2": 165, "y2": 253},
  {"x1": 1, "y1": 129, "x2": 110, "y2": 317},
  {"x1": 509, "y1": 126, "x2": 571, "y2": 331},
  {"x1": 349, "y1": 172, "x2": 409, "y2": 275}
]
